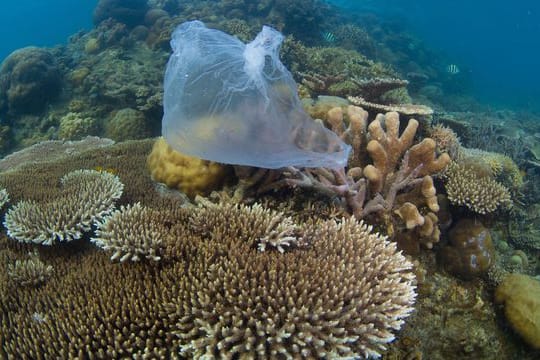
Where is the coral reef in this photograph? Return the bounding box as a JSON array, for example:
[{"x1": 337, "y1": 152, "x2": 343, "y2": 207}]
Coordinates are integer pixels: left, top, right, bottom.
[
  {"x1": 0, "y1": 137, "x2": 535, "y2": 358},
  {"x1": 0, "y1": 47, "x2": 62, "y2": 115},
  {"x1": 4, "y1": 169, "x2": 123, "y2": 245},
  {"x1": 147, "y1": 137, "x2": 232, "y2": 198}
]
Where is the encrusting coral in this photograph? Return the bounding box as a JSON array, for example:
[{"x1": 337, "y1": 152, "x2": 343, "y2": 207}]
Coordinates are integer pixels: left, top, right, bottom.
[{"x1": 3, "y1": 169, "x2": 124, "y2": 245}]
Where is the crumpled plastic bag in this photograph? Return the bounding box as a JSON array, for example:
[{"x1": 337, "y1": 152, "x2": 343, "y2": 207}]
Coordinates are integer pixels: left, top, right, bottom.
[{"x1": 162, "y1": 20, "x2": 350, "y2": 169}]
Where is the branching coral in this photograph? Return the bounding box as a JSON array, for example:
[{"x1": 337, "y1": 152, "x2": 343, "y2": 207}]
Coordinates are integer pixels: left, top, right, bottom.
[
  {"x1": 7, "y1": 251, "x2": 53, "y2": 287},
  {"x1": 166, "y1": 212, "x2": 416, "y2": 359},
  {"x1": 92, "y1": 202, "x2": 179, "y2": 262},
  {"x1": 261, "y1": 107, "x2": 450, "y2": 249},
  {"x1": 1, "y1": 201, "x2": 416, "y2": 359},
  {"x1": 4, "y1": 169, "x2": 124, "y2": 245},
  {"x1": 190, "y1": 198, "x2": 305, "y2": 253},
  {"x1": 443, "y1": 161, "x2": 512, "y2": 214}
]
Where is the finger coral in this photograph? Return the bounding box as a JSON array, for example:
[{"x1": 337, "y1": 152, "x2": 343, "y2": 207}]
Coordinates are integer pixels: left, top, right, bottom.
[
  {"x1": 3, "y1": 169, "x2": 124, "y2": 245},
  {"x1": 167, "y1": 216, "x2": 416, "y2": 359},
  {"x1": 444, "y1": 161, "x2": 512, "y2": 214}
]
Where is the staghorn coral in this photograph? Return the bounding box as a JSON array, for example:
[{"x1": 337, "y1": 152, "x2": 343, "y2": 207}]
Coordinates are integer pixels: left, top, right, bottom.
[
  {"x1": 0, "y1": 188, "x2": 8, "y2": 208},
  {"x1": 92, "y1": 202, "x2": 178, "y2": 262},
  {"x1": 4, "y1": 169, "x2": 124, "y2": 245},
  {"x1": 443, "y1": 161, "x2": 512, "y2": 214},
  {"x1": 6, "y1": 250, "x2": 53, "y2": 287},
  {"x1": 167, "y1": 213, "x2": 416, "y2": 359}
]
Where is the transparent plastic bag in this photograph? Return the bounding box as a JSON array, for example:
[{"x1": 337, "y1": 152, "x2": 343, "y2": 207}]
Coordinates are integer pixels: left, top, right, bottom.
[{"x1": 162, "y1": 20, "x2": 350, "y2": 169}]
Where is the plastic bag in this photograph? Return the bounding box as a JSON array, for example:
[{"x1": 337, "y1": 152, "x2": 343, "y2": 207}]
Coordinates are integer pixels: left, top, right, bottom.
[{"x1": 162, "y1": 20, "x2": 350, "y2": 169}]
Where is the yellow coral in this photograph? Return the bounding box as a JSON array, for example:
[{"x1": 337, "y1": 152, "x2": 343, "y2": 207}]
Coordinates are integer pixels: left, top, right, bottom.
[{"x1": 147, "y1": 137, "x2": 231, "y2": 198}]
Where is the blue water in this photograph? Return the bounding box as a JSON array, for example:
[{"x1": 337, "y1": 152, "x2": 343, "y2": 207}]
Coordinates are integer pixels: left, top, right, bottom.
[
  {"x1": 328, "y1": 0, "x2": 540, "y2": 111},
  {"x1": 0, "y1": 0, "x2": 96, "y2": 61}
]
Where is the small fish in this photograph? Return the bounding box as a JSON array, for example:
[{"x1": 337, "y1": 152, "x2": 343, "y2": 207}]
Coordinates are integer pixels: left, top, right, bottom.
[
  {"x1": 446, "y1": 64, "x2": 460, "y2": 75},
  {"x1": 321, "y1": 31, "x2": 336, "y2": 43}
]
